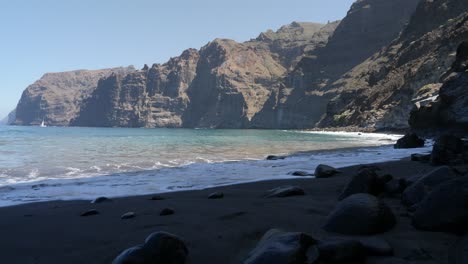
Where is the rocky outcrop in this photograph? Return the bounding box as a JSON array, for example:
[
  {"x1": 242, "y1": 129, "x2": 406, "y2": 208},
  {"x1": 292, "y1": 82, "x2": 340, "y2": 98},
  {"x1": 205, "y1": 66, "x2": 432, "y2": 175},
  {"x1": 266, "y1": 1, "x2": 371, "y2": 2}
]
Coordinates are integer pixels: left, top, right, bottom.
[
  {"x1": 72, "y1": 49, "x2": 199, "y2": 127},
  {"x1": 13, "y1": 67, "x2": 133, "y2": 126},
  {"x1": 251, "y1": 0, "x2": 420, "y2": 129},
  {"x1": 0, "y1": 109, "x2": 15, "y2": 125},
  {"x1": 409, "y1": 41, "x2": 468, "y2": 134},
  {"x1": 319, "y1": 0, "x2": 468, "y2": 130}
]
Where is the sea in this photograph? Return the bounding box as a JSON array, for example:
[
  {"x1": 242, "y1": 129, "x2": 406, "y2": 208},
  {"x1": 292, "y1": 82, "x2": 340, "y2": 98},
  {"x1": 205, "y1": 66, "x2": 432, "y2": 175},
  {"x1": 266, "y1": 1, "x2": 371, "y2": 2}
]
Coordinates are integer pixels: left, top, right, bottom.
[{"x1": 0, "y1": 126, "x2": 431, "y2": 207}]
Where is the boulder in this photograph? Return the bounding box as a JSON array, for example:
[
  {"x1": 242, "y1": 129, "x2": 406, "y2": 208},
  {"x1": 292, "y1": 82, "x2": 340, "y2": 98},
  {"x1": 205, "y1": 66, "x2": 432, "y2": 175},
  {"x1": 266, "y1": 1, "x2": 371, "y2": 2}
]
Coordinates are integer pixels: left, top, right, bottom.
[
  {"x1": 314, "y1": 164, "x2": 341, "y2": 178},
  {"x1": 338, "y1": 168, "x2": 385, "y2": 200},
  {"x1": 402, "y1": 166, "x2": 456, "y2": 206},
  {"x1": 431, "y1": 135, "x2": 465, "y2": 165},
  {"x1": 317, "y1": 239, "x2": 366, "y2": 263},
  {"x1": 160, "y1": 208, "x2": 175, "y2": 216},
  {"x1": 112, "y1": 232, "x2": 188, "y2": 264},
  {"x1": 121, "y1": 212, "x2": 136, "y2": 220},
  {"x1": 324, "y1": 194, "x2": 396, "y2": 235},
  {"x1": 80, "y1": 209, "x2": 99, "y2": 217},
  {"x1": 265, "y1": 186, "x2": 305, "y2": 198},
  {"x1": 356, "y1": 237, "x2": 393, "y2": 256},
  {"x1": 394, "y1": 133, "x2": 425, "y2": 149},
  {"x1": 208, "y1": 192, "x2": 224, "y2": 199},
  {"x1": 412, "y1": 176, "x2": 468, "y2": 233},
  {"x1": 91, "y1": 196, "x2": 112, "y2": 204},
  {"x1": 243, "y1": 229, "x2": 316, "y2": 264}
]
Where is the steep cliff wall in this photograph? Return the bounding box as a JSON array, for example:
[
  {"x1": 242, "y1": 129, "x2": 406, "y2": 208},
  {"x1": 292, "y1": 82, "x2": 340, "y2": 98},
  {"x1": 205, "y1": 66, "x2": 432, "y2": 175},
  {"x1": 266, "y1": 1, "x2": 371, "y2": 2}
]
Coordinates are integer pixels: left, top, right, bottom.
[
  {"x1": 12, "y1": 67, "x2": 133, "y2": 126},
  {"x1": 319, "y1": 0, "x2": 468, "y2": 130},
  {"x1": 250, "y1": 0, "x2": 420, "y2": 129}
]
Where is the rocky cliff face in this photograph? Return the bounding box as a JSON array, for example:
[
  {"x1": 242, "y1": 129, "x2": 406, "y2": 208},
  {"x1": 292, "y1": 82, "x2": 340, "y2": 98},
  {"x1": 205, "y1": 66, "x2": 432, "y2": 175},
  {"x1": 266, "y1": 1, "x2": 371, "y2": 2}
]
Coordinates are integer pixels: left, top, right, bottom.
[
  {"x1": 250, "y1": 0, "x2": 420, "y2": 129},
  {"x1": 72, "y1": 22, "x2": 337, "y2": 128},
  {"x1": 409, "y1": 41, "x2": 468, "y2": 135},
  {"x1": 13, "y1": 67, "x2": 134, "y2": 126},
  {"x1": 0, "y1": 109, "x2": 15, "y2": 125},
  {"x1": 318, "y1": 0, "x2": 468, "y2": 130}
]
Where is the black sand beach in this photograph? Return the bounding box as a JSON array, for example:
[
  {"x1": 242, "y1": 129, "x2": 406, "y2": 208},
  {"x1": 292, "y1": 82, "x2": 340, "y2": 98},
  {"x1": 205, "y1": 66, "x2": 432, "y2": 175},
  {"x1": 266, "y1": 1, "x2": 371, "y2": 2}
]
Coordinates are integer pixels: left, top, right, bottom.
[{"x1": 0, "y1": 158, "x2": 460, "y2": 264}]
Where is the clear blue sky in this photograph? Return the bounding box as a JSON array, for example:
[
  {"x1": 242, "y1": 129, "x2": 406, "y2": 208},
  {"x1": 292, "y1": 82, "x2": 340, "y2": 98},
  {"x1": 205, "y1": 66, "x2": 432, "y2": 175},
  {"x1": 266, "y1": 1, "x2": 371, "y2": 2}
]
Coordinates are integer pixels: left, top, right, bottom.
[{"x1": 0, "y1": 0, "x2": 355, "y2": 118}]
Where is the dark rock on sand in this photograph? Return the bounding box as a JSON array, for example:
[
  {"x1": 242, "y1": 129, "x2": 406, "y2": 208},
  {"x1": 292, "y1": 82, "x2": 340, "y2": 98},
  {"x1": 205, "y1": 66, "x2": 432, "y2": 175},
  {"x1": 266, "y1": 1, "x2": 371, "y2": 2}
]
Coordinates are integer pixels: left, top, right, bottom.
[
  {"x1": 411, "y1": 153, "x2": 431, "y2": 162},
  {"x1": 449, "y1": 235, "x2": 468, "y2": 264},
  {"x1": 402, "y1": 166, "x2": 456, "y2": 206},
  {"x1": 394, "y1": 133, "x2": 425, "y2": 149},
  {"x1": 243, "y1": 229, "x2": 316, "y2": 264},
  {"x1": 208, "y1": 192, "x2": 224, "y2": 199},
  {"x1": 160, "y1": 208, "x2": 175, "y2": 216},
  {"x1": 265, "y1": 186, "x2": 305, "y2": 198},
  {"x1": 91, "y1": 197, "x2": 112, "y2": 204},
  {"x1": 113, "y1": 231, "x2": 188, "y2": 264},
  {"x1": 315, "y1": 164, "x2": 341, "y2": 178},
  {"x1": 80, "y1": 209, "x2": 99, "y2": 217},
  {"x1": 266, "y1": 155, "x2": 286, "y2": 161},
  {"x1": 149, "y1": 195, "x2": 165, "y2": 201},
  {"x1": 338, "y1": 168, "x2": 385, "y2": 200},
  {"x1": 121, "y1": 212, "x2": 136, "y2": 220},
  {"x1": 431, "y1": 135, "x2": 465, "y2": 165},
  {"x1": 412, "y1": 176, "x2": 468, "y2": 233},
  {"x1": 317, "y1": 238, "x2": 366, "y2": 263},
  {"x1": 324, "y1": 193, "x2": 396, "y2": 235}
]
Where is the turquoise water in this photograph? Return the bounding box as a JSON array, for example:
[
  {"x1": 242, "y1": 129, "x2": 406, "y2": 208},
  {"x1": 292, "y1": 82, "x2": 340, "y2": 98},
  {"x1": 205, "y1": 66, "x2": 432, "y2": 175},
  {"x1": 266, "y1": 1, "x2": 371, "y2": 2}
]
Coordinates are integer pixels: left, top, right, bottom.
[{"x1": 0, "y1": 126, "x2": 426, "y2": 206}]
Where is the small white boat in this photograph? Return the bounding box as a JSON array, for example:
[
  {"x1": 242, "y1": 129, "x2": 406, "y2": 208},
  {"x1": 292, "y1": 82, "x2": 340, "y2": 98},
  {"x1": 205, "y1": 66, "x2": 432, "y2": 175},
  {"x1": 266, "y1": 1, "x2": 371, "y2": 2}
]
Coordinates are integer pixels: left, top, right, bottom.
[{"x1": 40, "y1": 120, "x2": 47, "y2": 127}]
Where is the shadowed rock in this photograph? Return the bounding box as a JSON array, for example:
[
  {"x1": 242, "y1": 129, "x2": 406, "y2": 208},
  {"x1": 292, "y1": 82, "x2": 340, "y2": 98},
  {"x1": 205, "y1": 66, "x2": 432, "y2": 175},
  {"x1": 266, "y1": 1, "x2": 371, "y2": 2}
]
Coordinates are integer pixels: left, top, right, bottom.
[
  {"x1": 402, "y1": 166, "x2": 456, "y2": 206},
  {"x1": 338, "y1": 168, "x2": 386, "y2": 200},
  {"x1": 324, "y1": 193, "x2": 396, "y2": 235},
  {"x1": 243, "y1": 229, "x2": 316, "y2": 264},
  {"x1": 384, "y1": 178, "x2": 407, "y2": 195},
  {"x1": 394, "y1": 133, "x2": 425, "y2": 149},
  {"x1": 431, "y1": 135, "x2": 465, "y2": 165},
  {"x1": 315, "y1": 164, "x2": 341, "y2": 178},
  {"x1": 266, "y1": 155, "x2": 286, "y2": 161},
  {"x1": 112, "y1": 232, "x2": 188, "y2": 264},
  {"x1": 412, "y1": 176, "x2": 468, "y2": 233},
  {"x1": 290, "y1": 171, "x2": 312, "y2": 177},
  {"x1": 160, "y1": 208, "x2": 175, "y2": 216},
  {"x1": 450, "y1": 235, "x2": 468, "y2": 264},
  {"x1": 208, "y1": 192, "x2": 224, "y2": 199},
  {"x1": 80, "y1": 209, "x2": 99, "y2": 217},
  {"x1": 265, "y1": 186, "x2": 305, "y2": 198}
]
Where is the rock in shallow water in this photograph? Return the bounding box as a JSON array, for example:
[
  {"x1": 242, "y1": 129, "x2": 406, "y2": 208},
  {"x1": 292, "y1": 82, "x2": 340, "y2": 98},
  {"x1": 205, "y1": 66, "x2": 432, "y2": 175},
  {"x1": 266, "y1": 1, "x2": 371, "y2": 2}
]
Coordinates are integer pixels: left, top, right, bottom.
[
  {"x1": 266, "y1": 155, "x2": 286, "y2": 161},
  {"x1": 265, "y1": 186, "x2": 305, "y2": 198},
  {"x1": 394, "y1": 133, "x2": 425, "y2": 149},
  {"x1": 91, "y1": 196, "x2": 112, "y2": 204},
  {"x1": 314, "y1": 164, "x2": 341, "y2": 178},
  {"x1": 112, "y1": 231, "x2": 188, "y2": 264},
  {"x1": 412, "y1": 176, "x2": 468, "y2": 233},
  {"x1": 243, "y1": 229, "x2": 316, "y2": 264},
  {"x1": 290, "y1": 171, "x2": 312, "y2": 177},
  {"x1": 324, "y1": 193, "x2": 396, "y2": 235},
  {"x1": 402, "y1": 166, "x2": 456, "y2": 207}
]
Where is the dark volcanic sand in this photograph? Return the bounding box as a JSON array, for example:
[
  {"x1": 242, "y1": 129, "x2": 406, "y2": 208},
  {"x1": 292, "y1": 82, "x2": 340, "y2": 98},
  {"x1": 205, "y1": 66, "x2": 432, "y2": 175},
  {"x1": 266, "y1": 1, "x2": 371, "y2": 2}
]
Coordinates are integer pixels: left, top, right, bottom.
[{"x1": 0, "y1": 160, "x2": 458, "y2": 264}]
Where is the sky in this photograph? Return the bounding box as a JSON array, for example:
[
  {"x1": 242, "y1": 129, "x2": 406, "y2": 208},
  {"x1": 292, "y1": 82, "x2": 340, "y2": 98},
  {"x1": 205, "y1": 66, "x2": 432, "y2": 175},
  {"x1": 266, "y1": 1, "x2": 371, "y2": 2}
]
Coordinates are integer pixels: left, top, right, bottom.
[{"x1": 0, "y1": 0, "x2": 355, "y2": 118}]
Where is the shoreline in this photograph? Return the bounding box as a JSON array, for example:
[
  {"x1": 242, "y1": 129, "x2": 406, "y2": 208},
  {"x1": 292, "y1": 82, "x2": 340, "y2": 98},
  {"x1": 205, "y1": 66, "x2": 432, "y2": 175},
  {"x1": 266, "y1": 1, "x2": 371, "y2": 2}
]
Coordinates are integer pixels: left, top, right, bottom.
[
  {"x1": 0, "y1": 136, "x2": 434, "y2": 208},
  {"x1": 0, "y1": 158, "x2": 458, "y2": 264}
]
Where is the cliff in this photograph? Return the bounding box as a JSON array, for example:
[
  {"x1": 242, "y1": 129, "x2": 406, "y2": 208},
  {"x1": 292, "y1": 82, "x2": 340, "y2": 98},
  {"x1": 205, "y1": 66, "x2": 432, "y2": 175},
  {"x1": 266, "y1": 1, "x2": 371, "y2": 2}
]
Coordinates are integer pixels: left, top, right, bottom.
[
  {"x1": 13, "y1": 67, "x2": 134, "y2": 126},
  {"x1": 250, "y1": 0, "x2": 420, "y2": 128},
  {"x1": 318, "y1": 0, "x2": 468, "y2": 130},
  {"x1": 409, "y1": 41, "x2": 468, "y2": 135}
]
